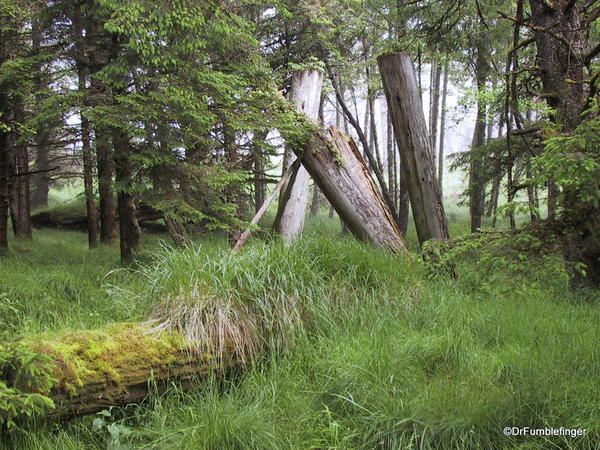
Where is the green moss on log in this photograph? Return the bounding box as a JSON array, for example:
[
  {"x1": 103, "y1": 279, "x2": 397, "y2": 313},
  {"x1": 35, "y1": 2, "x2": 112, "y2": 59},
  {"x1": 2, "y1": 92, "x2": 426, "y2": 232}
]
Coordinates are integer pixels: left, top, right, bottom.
[
  {"x1": 24, "y1": 323, "x2": 194, "y2": 398},
  {"x1": 0, "y1": 322, "x2": 235, "y2": 419}
]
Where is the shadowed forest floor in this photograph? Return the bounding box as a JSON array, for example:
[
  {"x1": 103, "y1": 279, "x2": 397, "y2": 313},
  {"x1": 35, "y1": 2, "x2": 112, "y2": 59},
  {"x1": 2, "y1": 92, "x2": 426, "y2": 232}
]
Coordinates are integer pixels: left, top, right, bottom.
[{"x1": 1, "y1": 207, "x2": 599, "y2": 449}]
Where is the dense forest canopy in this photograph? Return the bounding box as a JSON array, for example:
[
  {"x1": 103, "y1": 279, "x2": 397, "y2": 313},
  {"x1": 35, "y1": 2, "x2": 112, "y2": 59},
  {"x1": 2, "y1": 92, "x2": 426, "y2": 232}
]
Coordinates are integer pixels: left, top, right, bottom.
[{"x1": 1, "y1": 0, "x2": 600, "y2": 447}]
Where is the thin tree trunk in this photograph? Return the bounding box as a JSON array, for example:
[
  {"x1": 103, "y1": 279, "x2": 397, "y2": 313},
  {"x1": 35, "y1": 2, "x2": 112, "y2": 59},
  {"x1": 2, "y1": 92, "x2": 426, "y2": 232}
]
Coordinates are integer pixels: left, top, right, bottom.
[
  {"x1": 274, "y1": 69, "x2": 322, "y2": 244},
  {"x1": 31, "y1": 22, "x2": 50, "y2": 210},
  {"x1": 438, "y1": 60, "x2": 449, "y2": 197},
  {"x1": 74, "y1": 4, "x2": 99, "y2": 248},
  {"x1": 252, "y1": 131, "x2": 268, "y2": 214},
  {"x1": 378, "y1": 52, "x2": 450, "y2": 245},
  {"x1": 113, "y1": 128, "x2": 141, "y2": 262},
  {"x1": 0, "y1": 127, "x2": 9, "y2": 252},
  {"x1": 429, "y1": 61, "x2": 441, "y2": 159}
]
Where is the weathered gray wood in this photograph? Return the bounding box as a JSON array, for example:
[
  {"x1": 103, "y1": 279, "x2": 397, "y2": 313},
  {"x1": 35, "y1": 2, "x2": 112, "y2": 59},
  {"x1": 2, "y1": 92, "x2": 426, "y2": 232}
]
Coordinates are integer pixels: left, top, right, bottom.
[
  {"x1": 232, "y1": 158, "x2": 303, "y2": 254},
  {"x1": 274, "y1": 70, "x2": 323, "y2": 244},
  {"x1": 299, "y1": 127, "x2": 407, "y2": 252},
  {"x1": 378, "y1": 52, "x2": 450, "y2": 245}
]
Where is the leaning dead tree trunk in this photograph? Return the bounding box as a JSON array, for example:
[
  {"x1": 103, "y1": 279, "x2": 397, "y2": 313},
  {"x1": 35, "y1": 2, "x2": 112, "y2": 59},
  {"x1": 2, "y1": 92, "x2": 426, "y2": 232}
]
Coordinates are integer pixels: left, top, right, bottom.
[
  {"x1": 273, "y1": 69, "x2": 323, "y2": 244},
  {"x1": 378, "y1": 52, "x2": 450, "y2": 246},
  {"x1": 297, "y1": 127, "x2": 407, "y2": 252},
  {"x1": 3, "y1": 323, "x2": 241, "y2": 419}
]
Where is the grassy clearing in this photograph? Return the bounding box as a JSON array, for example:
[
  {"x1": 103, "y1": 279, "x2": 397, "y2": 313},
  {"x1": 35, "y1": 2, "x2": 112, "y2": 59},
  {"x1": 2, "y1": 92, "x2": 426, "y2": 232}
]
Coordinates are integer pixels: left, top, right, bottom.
[{"x1": 1, "y1": 209, "x2": 600, "y2": 449}]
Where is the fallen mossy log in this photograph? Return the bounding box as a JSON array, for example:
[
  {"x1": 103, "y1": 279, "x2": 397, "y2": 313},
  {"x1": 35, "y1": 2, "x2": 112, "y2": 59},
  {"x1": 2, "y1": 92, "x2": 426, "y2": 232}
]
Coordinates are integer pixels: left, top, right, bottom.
[
  {"x1": 31, "y1": 203, "x2": 164, "y2": 232},
  {"x1": 1, "y1": 323, "x2": 241, "y2": 422}
]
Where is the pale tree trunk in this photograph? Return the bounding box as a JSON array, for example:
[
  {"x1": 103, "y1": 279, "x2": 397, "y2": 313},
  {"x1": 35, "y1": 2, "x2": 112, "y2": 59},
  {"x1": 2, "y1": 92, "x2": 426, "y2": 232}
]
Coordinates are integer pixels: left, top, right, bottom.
[
  {"x1": 297, "y1": 128, "x2": 406, "y2": 252},
  {"x1": 378, "y1": 52, "x2": 450, "y2": 245},
  {"x1": 274, "y1": 70, "x2": 322, "y2": 244},
  {"x1": 438, "y1": 60, "x2": 449, "y2": 197},
  {"x1": 328, "y1": 71, "x2": 400, "y2": 226}
]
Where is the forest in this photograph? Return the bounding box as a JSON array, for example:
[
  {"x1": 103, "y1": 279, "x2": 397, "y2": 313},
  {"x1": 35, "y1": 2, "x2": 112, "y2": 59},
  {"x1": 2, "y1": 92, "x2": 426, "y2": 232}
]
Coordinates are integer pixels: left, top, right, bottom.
[{"x1": 1, "y1": 0, "x2": 600, "y2": 448}]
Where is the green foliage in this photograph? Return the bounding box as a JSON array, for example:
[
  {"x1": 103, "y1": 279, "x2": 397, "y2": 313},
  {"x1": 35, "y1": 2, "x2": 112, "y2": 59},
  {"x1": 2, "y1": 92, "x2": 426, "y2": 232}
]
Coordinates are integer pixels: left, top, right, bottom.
[
  {"x1": 533, "y1": 108, "x2": 600, "y2": 208},
  {"x1": 0, "y1": 345, "x2": 55, "y2": 429},
  {"x1": 423, "y1": 227, "x2": 569, "y2": 294}
]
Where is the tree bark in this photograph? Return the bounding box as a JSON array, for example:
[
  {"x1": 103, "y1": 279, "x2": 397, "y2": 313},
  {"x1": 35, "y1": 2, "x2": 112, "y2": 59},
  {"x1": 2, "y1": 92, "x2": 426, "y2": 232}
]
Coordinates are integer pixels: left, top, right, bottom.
[
  {"x1": 274, "y1": 69, "x2": 322, "y2": 244},
  {"x1": 31, "y1": 22, "x2": 50, "y2": 211},
  {"x1": 0, "y1": 126, "x2": 8, "y2": 252},
  {"x1": 529, "y1": 0, "x2": 600, "y2": 286},
  {"x1": 438, "y1": 61, "x2": 449, "y2": 197},
  {"x1": 429, "y1": 61, "x2": 441, "y2": 158},
  {"x1": 328, "y1": 71, "x2": 400, "y2": 227},
  {"x1": 378, "y1": 52, "x2": 450, "y2": 246},
  {"x1": 297, "y1": 127, "x2": 407, "y2": 252},
  {"x1": 468, "y1": 39, "x2": 489, "y2": 233},
  {"x1": 74, "y1": 4, "x2": 99, "y2": 248},
  {"x1": 113, "y1": 128, "x2": 141, "y2": 262}
]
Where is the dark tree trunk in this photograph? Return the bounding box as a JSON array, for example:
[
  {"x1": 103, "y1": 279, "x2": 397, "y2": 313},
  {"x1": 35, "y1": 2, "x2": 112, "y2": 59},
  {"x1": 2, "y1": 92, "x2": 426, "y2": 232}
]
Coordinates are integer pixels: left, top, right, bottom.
[
  {"x1": 6, "y1": 105, "x2": 31, "y2": 239},
  {"x1": 113, "y1": 128, "x2": 141, "y2": 262},
  {"x1": 0, "y1": 127, "x2": 8, "y2": 252},
  {"x1": 529, "y1": 0, "x2": 600, "y2": 286},
  {"x1": 378, "y1": 52, "x2": 450, "y2": 246},
  {"x1": 468, "y1": 39, "x2": 489, "y2": 233},
  {"x1": 86, "y1": 14, "x2": 116, "y2": 244},
  {"x1": 398, "y1": 164, "x2": 410, "y2": 236},
  {"x1": 74, "y1": 4, "x2": 99, "y2": 248},
  {"x1": 31, "y1": 22, "x2": 50, "y2": 210},
  {"x1": 96, "y1": 124, "x2": 116, "y2": 243}
]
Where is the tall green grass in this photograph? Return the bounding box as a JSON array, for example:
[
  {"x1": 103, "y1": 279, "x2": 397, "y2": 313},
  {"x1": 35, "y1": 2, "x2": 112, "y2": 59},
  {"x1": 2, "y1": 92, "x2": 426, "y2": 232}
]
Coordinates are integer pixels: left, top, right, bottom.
[{"x1": 2, "y1": 220, "x2": 600, "y2": 449}]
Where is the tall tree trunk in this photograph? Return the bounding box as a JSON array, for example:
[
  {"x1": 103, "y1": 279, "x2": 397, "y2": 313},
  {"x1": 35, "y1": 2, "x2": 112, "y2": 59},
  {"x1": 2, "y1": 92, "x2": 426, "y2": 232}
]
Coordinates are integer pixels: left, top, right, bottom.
[
  {"x1": 7, "y1": 104, "x2": 31, "y2": 239},
  {"x1": 31, "y1": 21, "x2": 50, "y2": 210},
  {"x1": 274, "y1": 70, "x2": 322, "y2": 244},
  {"x1": 398, "y1": 163, "x2": 410, "y2": 236},
  {"x1": 14, "y1": 129, "x2": 31, "y2": 239},
  {"x1": 113, "y1": 128, "x2": 141, "y2": 262},
  {"x1": 87, "y1": 13, "x2": 116, "y2": 244},
  {"x1": 438, "y1": 60, "x2": 449, "y2": 197},
  {"x1": 0, "y1": 127, "x2": 9, "y2": 252},
  {"x1": 468, "y1": 39, "x2": 489, "y2": 233},
  {"x1": 429, "y1": 61, "x2": 441, "y2": 159},
  {"x1": 378, "y1": 52, "x2": 450, "y2": 246},
  {"x1": 528, "y1": 0, "x2": 598, "y2": 286},
  {"x1": 252, "y1": 131, "x2": 268, "y2": 214},
  {"x1": 74, "y1": 4, "x2": 99, "y2": 248}
]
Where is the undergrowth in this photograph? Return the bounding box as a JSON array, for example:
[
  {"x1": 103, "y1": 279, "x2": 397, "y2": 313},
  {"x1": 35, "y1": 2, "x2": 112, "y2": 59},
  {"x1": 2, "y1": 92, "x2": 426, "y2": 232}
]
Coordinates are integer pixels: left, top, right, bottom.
[{"x1": 1, "y1": 221, "x2": 600, "y2": 449}]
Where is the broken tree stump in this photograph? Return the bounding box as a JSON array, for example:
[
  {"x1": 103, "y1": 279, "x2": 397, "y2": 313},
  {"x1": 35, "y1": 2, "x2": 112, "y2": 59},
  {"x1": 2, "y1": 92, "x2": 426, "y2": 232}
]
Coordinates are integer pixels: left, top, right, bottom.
[
  {"x1": 378, "y1": 52, "x2": 450, "y2": 246},
  {"x1": 274, "y1": 69, "x2": 323, "y2": 244},
  {"x1": 299, "y1": 127, "x2": 407, "y2": 252}
]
